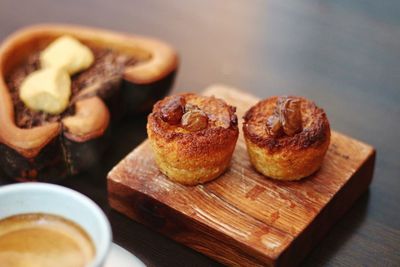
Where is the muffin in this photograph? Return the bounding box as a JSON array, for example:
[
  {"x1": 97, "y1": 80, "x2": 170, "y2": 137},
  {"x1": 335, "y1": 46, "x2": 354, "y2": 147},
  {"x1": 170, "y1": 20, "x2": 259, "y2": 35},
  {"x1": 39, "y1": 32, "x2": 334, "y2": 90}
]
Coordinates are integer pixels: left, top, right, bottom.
[
  {"x1": 147, "y1": 93, "x2": 239, "y2": 185},
  {"x1": 243, "y1": 96, "x2": 330, "y2": 180}
]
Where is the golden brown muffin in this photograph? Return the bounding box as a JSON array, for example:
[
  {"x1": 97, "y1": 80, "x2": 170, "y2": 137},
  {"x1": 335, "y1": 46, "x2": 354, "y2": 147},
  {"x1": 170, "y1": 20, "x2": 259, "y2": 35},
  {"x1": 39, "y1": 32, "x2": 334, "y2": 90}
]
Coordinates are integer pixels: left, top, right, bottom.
[
  {"x1": 243, "y1": 96, "x2": 330, "y2": 180},
  {"x1": 147, "y1": 93, "x2": 239, "y2": 185}
]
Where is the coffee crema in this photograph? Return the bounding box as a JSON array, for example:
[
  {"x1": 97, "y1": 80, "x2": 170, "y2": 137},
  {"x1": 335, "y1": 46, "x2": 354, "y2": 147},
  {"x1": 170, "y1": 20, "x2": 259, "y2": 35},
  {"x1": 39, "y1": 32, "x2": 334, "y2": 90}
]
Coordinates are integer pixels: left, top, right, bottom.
[{"x1": 0, "y1": 213, "x2": 95, "y2": 267}]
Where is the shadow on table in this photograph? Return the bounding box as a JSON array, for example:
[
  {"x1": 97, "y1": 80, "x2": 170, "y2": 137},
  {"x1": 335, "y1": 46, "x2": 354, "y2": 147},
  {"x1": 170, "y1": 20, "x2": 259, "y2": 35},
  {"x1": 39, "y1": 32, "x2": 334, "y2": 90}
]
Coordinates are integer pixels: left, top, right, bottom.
[{"x1": 301, "y1": 190, "x2": 371, "y2": 266}]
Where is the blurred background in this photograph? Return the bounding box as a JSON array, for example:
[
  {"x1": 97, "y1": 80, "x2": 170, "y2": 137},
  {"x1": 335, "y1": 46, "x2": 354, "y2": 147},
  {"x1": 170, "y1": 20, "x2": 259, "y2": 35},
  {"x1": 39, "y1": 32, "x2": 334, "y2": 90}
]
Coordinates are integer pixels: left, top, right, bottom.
[{"x1": 1, "y1": 0, "x2": 399, "y2": 266}]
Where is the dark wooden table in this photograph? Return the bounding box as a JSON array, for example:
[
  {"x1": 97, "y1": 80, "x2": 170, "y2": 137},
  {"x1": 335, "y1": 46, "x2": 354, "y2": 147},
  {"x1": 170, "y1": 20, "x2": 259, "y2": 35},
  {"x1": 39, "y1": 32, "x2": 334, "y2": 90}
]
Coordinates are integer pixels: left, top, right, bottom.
[{"x1": 1, "y1": 0, "x2": 399, "y2": 266}]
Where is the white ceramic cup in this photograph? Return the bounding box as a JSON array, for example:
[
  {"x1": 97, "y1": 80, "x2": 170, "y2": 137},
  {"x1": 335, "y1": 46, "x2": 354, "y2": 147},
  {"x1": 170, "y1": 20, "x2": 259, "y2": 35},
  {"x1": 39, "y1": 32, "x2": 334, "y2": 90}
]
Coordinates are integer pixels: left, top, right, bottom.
[{"x1": 0, "y1": 182, "x2": 112, "y2": 267}]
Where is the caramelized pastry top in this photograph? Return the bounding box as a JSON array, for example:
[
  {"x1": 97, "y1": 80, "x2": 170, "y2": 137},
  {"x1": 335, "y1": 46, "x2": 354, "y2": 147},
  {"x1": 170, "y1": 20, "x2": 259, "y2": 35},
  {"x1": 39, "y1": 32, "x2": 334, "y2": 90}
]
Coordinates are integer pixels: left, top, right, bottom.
[
  {"x1": 243, "y1": 96, "x2": 330, "y2": 150},
  {"x1": 148, "y1": 93, "x2": 238, "y2": 152}
]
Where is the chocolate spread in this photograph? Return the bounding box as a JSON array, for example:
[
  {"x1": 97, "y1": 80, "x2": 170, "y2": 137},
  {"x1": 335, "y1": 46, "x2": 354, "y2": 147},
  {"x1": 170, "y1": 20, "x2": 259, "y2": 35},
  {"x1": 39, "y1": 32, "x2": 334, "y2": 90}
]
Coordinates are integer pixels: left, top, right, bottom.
[{"x1": 6, "y1": 46, "x2": 138, "y2": 128}]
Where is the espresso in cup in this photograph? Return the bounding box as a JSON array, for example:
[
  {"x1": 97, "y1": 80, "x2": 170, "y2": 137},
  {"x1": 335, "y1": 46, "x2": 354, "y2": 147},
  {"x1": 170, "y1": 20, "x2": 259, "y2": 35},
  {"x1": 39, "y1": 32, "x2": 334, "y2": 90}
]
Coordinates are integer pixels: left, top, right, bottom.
[
  {"x1": 0, "y1": 213, "x2": 95, "y2": 267},
  {"x1": 0, "y1": 183, "x2": 111, "y2": 267}
]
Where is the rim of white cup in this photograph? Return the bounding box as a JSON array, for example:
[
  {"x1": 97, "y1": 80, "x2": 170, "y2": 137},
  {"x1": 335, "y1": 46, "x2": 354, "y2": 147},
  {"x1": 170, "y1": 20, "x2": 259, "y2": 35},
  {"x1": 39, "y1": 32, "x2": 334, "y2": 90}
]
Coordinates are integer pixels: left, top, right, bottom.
[{"x1": 0, "y1": 182, "x2": 112, "y2": 267}]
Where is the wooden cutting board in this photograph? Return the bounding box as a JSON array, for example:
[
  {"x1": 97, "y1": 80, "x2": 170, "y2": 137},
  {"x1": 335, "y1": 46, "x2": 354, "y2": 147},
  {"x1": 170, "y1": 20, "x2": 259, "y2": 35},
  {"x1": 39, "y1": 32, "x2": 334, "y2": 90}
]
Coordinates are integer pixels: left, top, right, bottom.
[{"x1": 107, "y1": 85, "x2": 376, "y2": 267}]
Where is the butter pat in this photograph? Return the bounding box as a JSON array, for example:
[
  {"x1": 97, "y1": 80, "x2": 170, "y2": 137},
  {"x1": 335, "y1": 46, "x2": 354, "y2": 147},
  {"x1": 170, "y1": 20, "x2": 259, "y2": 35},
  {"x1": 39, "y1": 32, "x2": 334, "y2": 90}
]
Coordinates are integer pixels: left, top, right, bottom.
[
  {"x1": 40, "y1": 36, "x2": 94, "y2": 75},
  {"x1": 20, "y1": 68, "x2": 71, "y2": 114}
]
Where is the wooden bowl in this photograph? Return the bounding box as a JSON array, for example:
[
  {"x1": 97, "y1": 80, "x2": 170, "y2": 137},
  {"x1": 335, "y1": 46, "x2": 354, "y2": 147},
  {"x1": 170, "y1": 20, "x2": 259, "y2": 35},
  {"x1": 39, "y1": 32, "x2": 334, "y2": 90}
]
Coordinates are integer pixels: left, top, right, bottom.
[{"x1": 0, "y1": 24, "x2": 178, "y2": 181}]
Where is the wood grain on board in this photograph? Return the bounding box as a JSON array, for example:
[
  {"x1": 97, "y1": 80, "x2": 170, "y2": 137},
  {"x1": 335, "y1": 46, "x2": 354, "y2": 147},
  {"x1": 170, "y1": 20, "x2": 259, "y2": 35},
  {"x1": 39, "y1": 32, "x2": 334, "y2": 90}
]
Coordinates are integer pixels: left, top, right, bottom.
[{"x1": 107, "y1": 85, "x2": 376, "y2": 266}]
